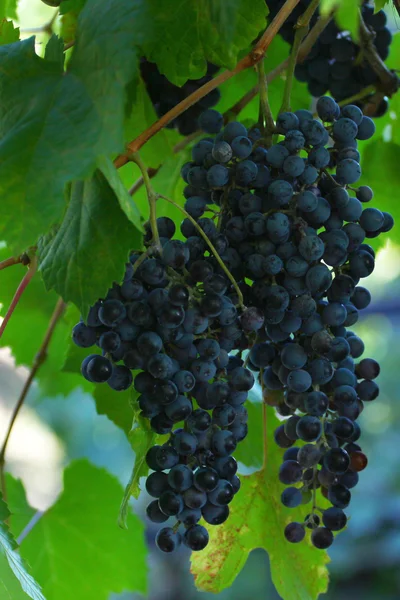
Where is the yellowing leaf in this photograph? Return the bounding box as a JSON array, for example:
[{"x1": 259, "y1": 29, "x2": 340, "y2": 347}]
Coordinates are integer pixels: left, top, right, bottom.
[{"x1": 191, "y1": 406, "x2": 330, "y2": 600}]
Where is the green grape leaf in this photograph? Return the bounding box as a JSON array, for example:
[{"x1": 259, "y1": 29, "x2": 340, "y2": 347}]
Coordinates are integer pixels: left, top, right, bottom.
[
  {"x1": 234, "y1": 397, "x2": 263, "y2": 471},
  {"x1": 38, "y1": 169, "x2": 141, "y2": 319},
  {"x1": 18, "y1": 461, "x2": 147, "y2": 600},
  {"x1": 60, "y1": 0, "x2": 87, "y2": 42},
  {"x1": 374, "y1": 0, "x2": 388, "y2": 10},
  {"x1": 359, "y1": 140, "x2": 400, "y2": 249},
  {"x1": 96, "y1": 157, "x2": 143, "y2": 232},
  {"x1": 0, "y1": 17, "x2": 18, "y2": 44},
  {"x1": 124, "y1": 78, "x2": 172, "y2": 169},
  {"x1": 0, "y1": 522, "x2": 46, "y2": 600},
  {"x1": 0, "y1": 0, "x2": 140, "y2": 253},
  {"x1": 4, "y1": 476, "x2": 35, "y2": 539},
  {"x1": 44, "y1": 35, "x2": 64, "y2": 67},
  {"x1": 320, "y1": 0, "x2": 361, "y2": 41},
  {"x1": 118, "y1": 389, "x2": 158, "y2": 528},
  {"x1": 191, "y1": 405, "x2": 330, "y2": 599},
  {"x1": 131, "y1": 0, "x2": 268, "y2": 85},
  {"x1": 0, "y1": 493, "x2": 10, "y2": 522},
  {"x1": 93, "y1": 386, "x2": 133, "y2": 435}
]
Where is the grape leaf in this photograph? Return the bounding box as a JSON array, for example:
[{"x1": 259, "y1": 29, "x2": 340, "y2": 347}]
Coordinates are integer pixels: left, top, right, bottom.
[
  {"x1": 0, "y1": 493, "x2": 10, "y2": 521},
  {"x1": 131, "y1": 0, "x2": 268, "y2": 85},
  {"x1": 0, "y1": 518, "x2": 46, "y2": 600},
  {"x1": 18, "y1": 461, "x2": 147, "y2": 600},
  {"x1": 234, "y1": 397, "x2": 263, "y2": 471},
  {"x1": 320, "y1": 0, "x2": 361, "y2": 42},
  {"x1": 359, "y1": 140, "x2": 400, "y2": 250},
  {"x1": 44, "y1": 35, "x2": 64, "y2": 67},
  {"x1": 60, "y1": 0, "x2": 88, "y2": 42},
  {"x1": 38, "y1": 169, "x2": 141, "y2": 319},
  {"x1": 0, "y1": 0, "x2": 140, "y2": 253},
  {"x1": 0, "y1": 17, "x2": 18, "y2": 44},
  {"x1": 4, "y1": 476, "x2": 35, "y2": 539},
  {"x1": 93, "y1": 386, "x2": 133, "y2": 436},
  {"x1": 118, "y1": 389, "x2": 158, "y2": 528},
  {"x1": 124, "y1": 77, "x2": 173, "y2": 169},
  {"x1": 374, "y1": 0, "x2": 388, "y2": 9},
  {"x1": 191, "y1": 405, "x2": 330, "y2": 599}
]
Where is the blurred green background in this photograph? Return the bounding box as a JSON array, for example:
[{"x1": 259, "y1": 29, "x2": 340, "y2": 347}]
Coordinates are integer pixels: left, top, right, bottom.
[{"x1": 1, "y1": 1, "x2": 400, "y2": 599}]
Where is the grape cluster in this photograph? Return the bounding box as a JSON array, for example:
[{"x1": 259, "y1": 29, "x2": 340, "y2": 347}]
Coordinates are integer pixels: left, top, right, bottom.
[
  {"x1": 267, "y1": 0, "x2": 395, "y2": 115},
  {"x1": 179, "y1": 97, "x2": 392, "y2": 550},
  {"x1": 72, "y1": 95, "x2": 392, "y2": 553},
  {"x1": 72, "y1": 217, "x2": 254, "y2": 553},
  {"x1": 140, "y1": 59, "x2": 221, "y2": 135}
]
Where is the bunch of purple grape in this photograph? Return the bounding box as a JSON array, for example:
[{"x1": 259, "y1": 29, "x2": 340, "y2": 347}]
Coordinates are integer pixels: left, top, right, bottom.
[
  {"x1": 266, "y1": 0, "x2": 395, "y2": 116},
  {"x1": 140, "y1": 59, "x2": 221, "y2": 135},
  {"x1": 72, "y1": 94, "x2": 392, "y2": 552}
]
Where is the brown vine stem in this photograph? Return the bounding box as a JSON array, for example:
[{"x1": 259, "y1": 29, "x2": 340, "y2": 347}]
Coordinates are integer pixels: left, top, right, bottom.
[
  {"x1": 0, "y1": 297, "x2": 66, "y2": 500},
  {"x1": 0, "y1": 257, "x2": 38, "y2": 342},
  {"x1": 157, "y1": 194, "x2": 245, "y2": 309},
  {"x1": 279, "y1": 0, "x2": 321, "y2": 114},
  {"x1": 0, "y1": 255, "x2": 24, "y2": 272},
  {"x1": 359, "y1": 11, "x2": 399, "y2": 95},
  {"x1": 114, "y1": 0, "x2": 302, "y2": 169}
]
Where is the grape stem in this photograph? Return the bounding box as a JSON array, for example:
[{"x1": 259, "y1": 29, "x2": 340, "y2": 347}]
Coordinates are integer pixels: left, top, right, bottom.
[
  {"x1": 0, "y1": 297, "x2": 66, "y2": 501},
  {"x1": 337, "y1": 84, "x2": 376, "y2": 107},
  {"x1": 114, "y1": 0, "x2": 302, "y2": 168},
  {"x1": 359, "y1": 11, "x2": 399, "y2": 96},
  {"x1": 157, "y1": 193, "x2": 245, "y2": 310},
  {"x1": 257, "y1": 60, "x2": 275, "y2": 142},
  {"x1": 226, "y1": 12, "x2": 332, "y2": 119},
  {"x1": 279, "y1": 0, "x2": 321, "y2": 114},
  {"x1": 0, "y1": 253, "x2": 30, "y2": 271},
  {"x1": 131, "y1": 152, "x2": 161, "y2": 253},
  {"x1": 0, "y1": 256, "x2": 38, "y2": 342}
]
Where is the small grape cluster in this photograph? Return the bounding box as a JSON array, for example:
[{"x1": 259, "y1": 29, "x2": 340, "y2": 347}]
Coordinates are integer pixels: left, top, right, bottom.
[
  {"x1": 72, "y1": 94, "x2": 392, "y2": 553},
  {"x1": 140, "y1": 59, "x2": 221, "y2": 135},
  {"x1": 72, "y1": 220, "x2": 254, "y2": 553},
  {"x1": 267, "y1": 0, "x2": 395, "y2": 116}
]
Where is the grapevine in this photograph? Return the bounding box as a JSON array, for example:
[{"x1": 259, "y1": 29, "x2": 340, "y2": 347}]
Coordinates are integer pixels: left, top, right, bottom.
[{"x1": 0, "y1": 0, "x2": 398, "y2": 598}]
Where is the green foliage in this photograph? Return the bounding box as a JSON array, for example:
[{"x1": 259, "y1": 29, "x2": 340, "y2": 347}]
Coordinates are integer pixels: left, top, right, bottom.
[
  {"x1": 0, "y1": 0, "x2": 17, "y2": 20},
  {"x1": 118, "y1": 390, "x2": 160, "y2": 528},
  {"x1": 234, "y1": 397, "x2": 263, "y2": 470},
  {"x1": 38, "y1": 168, "x2": 141, "y2": 319},
  {"x1": 60, "y1": 0, "x2": 87, "y2": 42},
  {"x1": 0, "y1": 494, "x2": 45, "y2": 600},
  {"x1": 0, "y1": 246, "x2": 83, "y2": 397},
  {"x1": 93, "y1": 385, "x2": 133, "y2": 435},
  {"x1": 374, "y1": 0, "x2": 389, "y2": 9},
  {"x1": 360, "y1": 141, "x2": 400, "y2": 239},
  {"x1": 124, "y1": 78, "x2": 173, "y2": 169},
  {"x1": 130, "y1": 0, "x2": 268, "y2": 85},
  {"x1": 0, "y1": 0, "x2": 140, "y2": 253},
  {"x1": 0, "y1": 3, "x2": 399, "y2": 599},
  {"x1": 0, "y1": 18, "x2": 18, "y2": 44},
  {"x1": 17, "y1": 461, "x2": 148, "y2": 600},
  {"x1": 191, "y1": 405, "x2": 330, "y2": 598},
  {"x1": 320, "y1": 0, "x2": 361, "y2": 41}
]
